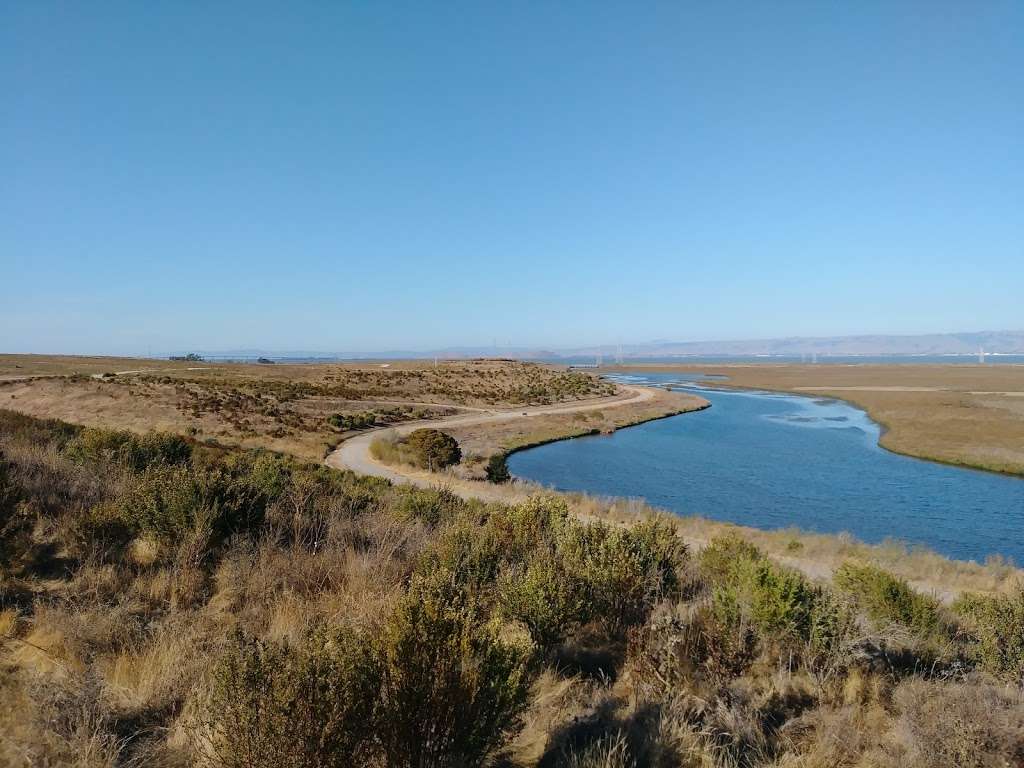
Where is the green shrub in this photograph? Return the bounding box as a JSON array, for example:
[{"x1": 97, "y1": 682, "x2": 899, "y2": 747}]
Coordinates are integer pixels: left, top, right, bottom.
[
  {"x1": 498, "y1": 550, "x2": 582, "y2": 649},
  {"x1": 558, "y1": 517, "x2": 687, "y2": 631},
  {"x1": 703, "y1": 535, "x2": 840, "y2": 656},
  {"x1": 711, "y1": 559, "x2": 814, "y2": 640},
  {"x1": 327, "y1": 412, "x2": 377, "y2": 431},
  {"x1": 417, "y1": 516, "x2": 505, "y2": 593},
  {"x1": 834, "y1": 561, "x2": 941, "y2": 639},
  {"x1": 377, "y1": 574, "x2": 536, "y2": 767},
  {"x1": 393, "y1": 486, "x2": 466, "y2": 526},
  {"x1": 954, "y1": 589, "x2": 1024, "y2": 682},
  {"x1": 0, "y1": 408, "x2": 80, "y2": 449},
  {"x1": 485, "y1": 453, "x2": 511, "y2": 484},
  {"x1": 405, "y1": 428, "x2": 461, "y2": 471},
  {"x1": 64, "y1": 427, "x2": 191, "y2": 470},
  {"x1": 115, "y1": 464, "x2": 208, "y2": 540},
  {"x1": 490, "y1": 496, "x2": 570, "y2": 558},
  {"x1": 699, "y1": 533, "x2": 763, "y2": 583},
  {"x1": 107, "y1": 452, "x2": 287, "y2": 543},
  {"x1": 203, "y1": 628, "x2": 380, "y2": 768},
  {"x1": 0, "y1": 450, "x2": 16, "y2": 520}
]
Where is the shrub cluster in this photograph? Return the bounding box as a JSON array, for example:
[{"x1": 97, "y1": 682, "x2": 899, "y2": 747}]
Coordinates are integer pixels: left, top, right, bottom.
[
  {"x1": 955, "y1": 588, "x2": 1024, "y2": 682},
  {"x1": 64, "y1": 427, "x2": 192, "y2": 471},
  {"x1": 4, "y1": 408, "x2": 1024, "y2": 768},
  {"x1": 834, "y1": 560, "x2": 943, "y2": 641}
]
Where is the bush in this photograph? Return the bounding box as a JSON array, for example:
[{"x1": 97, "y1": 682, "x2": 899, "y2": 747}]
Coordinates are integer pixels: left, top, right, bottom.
[
  {"x1": 955, "y1": 589, "x2": 1024, "y2": 682},
  {"x1": 405, "y1": 429, "x2": 461, "y2": 471},
  {"x1": 703, "y1": 535, "x2": 842, "y2": 658},
  {"x1": 417, "y1": 516, "x2": 506, "y2": 592},
  {"x1": 0, "y1": 408, "x2": 81, "y2": 448},
  {"x1": 558, "y1": 517, "x2": 687, "y2": 632},
  {"x1": 485, "y1": 453, "x2": 511, "y2": 484},
  {"x1": 699, "y1": 533, "x2": 763, "y2": 584},
  {"x1": 498, "y1": 550, "x2": 582, "y2": 650},
  {"x1": 327, "y1": 412, "x2": 377, "y2": 431},
  {"x1": 115, "y1": 464, "x2": 209, "y2": 541},
  {"x1": 393, "y1": 486, "x2": 466, "y2": 526},
  {"x1": 834, "y1": 561, "x2": 941, "y2": 639},
  {"x1": 202, "y1": 628, "x2": 380, "y2": 768},
  {"x1": 377, "y1": 574, "x2": 535, "y2": 767},
  {"x1": 105, "y1": 451, "x2": 289, "y2": 544},
  {"x1": 64, "y1": 427, "x2": 191, "y2": 471}
]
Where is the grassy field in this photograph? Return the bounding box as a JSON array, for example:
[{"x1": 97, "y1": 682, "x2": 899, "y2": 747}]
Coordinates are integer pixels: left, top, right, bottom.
[{"x1": 603, "y1": 362, "x2": 1024, "y2": 476}]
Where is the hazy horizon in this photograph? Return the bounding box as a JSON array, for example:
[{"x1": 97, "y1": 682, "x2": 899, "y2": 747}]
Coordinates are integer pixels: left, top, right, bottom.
[
  {"x1": 4, "y1": 4, "x2": 1022, "y2": 354},
  {"x1": 6, "y1": 328, "x2": 1024, "y2": 361}
]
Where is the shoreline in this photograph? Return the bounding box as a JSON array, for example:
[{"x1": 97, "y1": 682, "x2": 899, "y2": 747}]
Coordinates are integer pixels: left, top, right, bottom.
[
  {"x1": 599, "y1": 363, "x2": 1024, "y2": 478},
  {"x1": 702, "y1": 379, "x2": 1024, "y2": 480},
  {"x1": 324, "y1": 379, "x2": 1021, "y2": 594}
]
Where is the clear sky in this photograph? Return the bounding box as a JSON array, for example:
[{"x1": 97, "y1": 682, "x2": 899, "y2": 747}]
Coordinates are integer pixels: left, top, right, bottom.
[{"x1": 3, "y1": 2, "x2": 1022, "y2": 355}]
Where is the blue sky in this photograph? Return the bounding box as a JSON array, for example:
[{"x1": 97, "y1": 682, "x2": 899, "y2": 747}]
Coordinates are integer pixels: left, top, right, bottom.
[{"x1": 3, "y1": 2, "x2": 1022, "y2": 355}]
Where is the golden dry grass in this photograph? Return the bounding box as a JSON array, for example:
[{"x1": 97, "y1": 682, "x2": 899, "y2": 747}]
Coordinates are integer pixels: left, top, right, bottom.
[
  {"x1": 447, "y1": 387, "x2": 707, "y2": 461},
  {"x1": 0, "y1": 356, "x2": 614, "y2": 460}
]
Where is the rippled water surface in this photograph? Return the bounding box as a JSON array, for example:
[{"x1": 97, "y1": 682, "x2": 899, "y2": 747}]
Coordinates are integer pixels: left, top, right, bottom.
[{"x1": 508, "y1": 373, "x2": 1024, "y2": 563}]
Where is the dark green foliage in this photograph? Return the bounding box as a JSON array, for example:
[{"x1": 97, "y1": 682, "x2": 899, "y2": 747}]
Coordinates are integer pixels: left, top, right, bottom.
[
  {"x1": 377, "y1": 574, "x2": 535, "y2": 768},
  {"x1": 0, "y1": 409, "x2": 81, "y2": 449},
  {"x1": 955, "y1": 589, "x2": 1024, "y2": 682},
  {"x1": 327, "y1": 411, "x2": 377, "y2": 431},
  {"x1": 0, "y1": 450, "x2": 16, "y2": 520},
  {"x1": 703, "y1": 535, "x2": 844, "y2": 660},
  {"x1": 498, "y1": 549, "x2": 582, "y2": 649},
  {"x1": 205, "y1": 629, "x2": 380, "y2": 768},
  {"x1": 99, "y1": 450, "x2": 290, "y2": 543},
  {"x1": 834, "y1": 561, "x2": 941, "y2": 638},
  {"x1": 417, "y1": 515, "x2": 506, "y2": 593},
  {"x1": 405, "y1": 428, "x2": 461, "y2": 470},
  {"x1": 485, "y1": 453, "x2": 511, "y2": 483},
  {"x1": 393, "y1": 486, "x2": 466, "y2": 526},
  {"x1": 558, "y1": 517, "x2": 687, "y2": 631},
  {"x1": 699, "y1": 533, "x2": 763, "y2": 583},
  {"x1": 64, "y1": 427, "x2": 191, "y2": 471}
]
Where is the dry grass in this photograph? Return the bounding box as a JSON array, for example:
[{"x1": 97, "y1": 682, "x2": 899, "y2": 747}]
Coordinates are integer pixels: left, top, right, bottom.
[
  {"x1": 447, "y1": 387, "x2": 707, "y2": 463},
  {"x1": 605, "y1": 362, "x2": 1024, "y2": 476},
  {"x1": 4, "y1": 407, "x2": 1024, "y2": 766},
  {"x1": 0, "y1": 356, "x2": 614, "y2": 460}
]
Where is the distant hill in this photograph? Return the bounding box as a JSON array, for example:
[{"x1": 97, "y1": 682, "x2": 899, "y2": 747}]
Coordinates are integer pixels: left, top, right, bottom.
[
  {"x1": 556, "y1": 331, "x2": 1024, "y2": 358},
  {"x1": 173, "y1": 331, "x2": 1024, "y2": 362}
]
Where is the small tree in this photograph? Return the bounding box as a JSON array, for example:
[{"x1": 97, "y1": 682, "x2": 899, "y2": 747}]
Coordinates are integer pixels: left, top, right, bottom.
[
  {"x1": 406, "y1": 429, "x2": 461, "y2": 471},
  {"x1": 485, "y1": 454, "x2": 511, "y2": 484}
]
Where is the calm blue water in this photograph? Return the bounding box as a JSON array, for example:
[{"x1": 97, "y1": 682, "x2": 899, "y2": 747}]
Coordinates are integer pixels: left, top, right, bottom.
[{"x1": 508, "y1": 373, "x2": 1024, "y2": 564}]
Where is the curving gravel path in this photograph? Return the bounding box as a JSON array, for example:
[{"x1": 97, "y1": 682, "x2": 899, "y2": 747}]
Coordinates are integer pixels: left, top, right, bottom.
[{"x1": 324, "y1": 385, "x2": 659, "y2": 498}]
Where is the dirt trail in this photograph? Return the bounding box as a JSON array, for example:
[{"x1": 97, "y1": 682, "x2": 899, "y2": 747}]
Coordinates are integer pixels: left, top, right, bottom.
[
  {"x1": 324, "y1": 383, "x2": 966, "y2": 601},
  {"x1": 325, "y1": 385, "x2": 659, "y2": 500}
]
